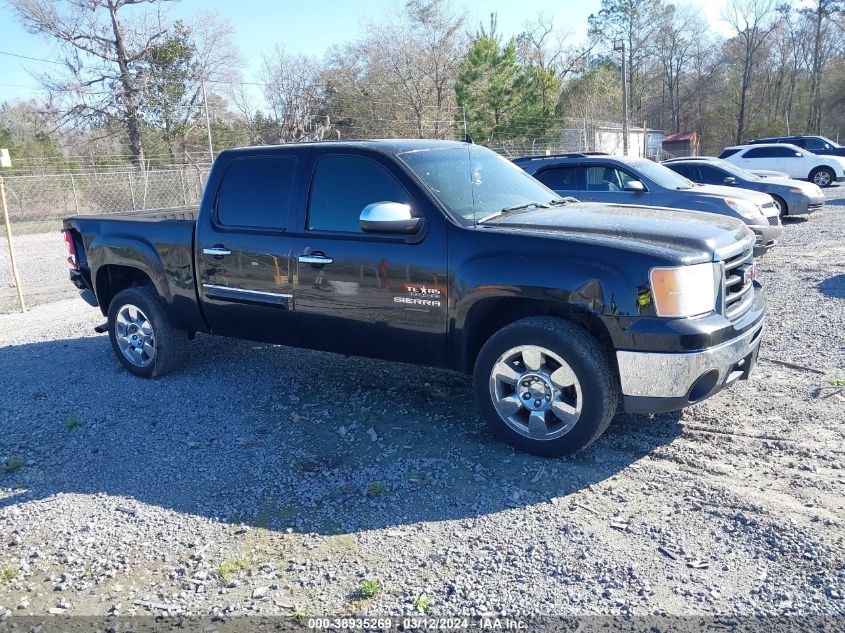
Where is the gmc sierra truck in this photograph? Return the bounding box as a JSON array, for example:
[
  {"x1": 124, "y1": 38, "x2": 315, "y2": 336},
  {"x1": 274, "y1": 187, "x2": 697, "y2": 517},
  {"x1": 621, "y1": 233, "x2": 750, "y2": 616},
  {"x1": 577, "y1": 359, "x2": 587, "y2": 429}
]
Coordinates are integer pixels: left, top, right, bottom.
[{"x1": 62, "y1": 140, "x2": 766, "y2": 457}]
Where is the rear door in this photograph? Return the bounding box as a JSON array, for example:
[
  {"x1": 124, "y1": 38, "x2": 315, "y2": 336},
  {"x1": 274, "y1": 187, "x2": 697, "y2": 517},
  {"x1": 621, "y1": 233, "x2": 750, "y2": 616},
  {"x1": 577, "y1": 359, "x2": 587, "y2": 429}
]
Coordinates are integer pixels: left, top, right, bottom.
[
  {"x1": 195, "y1": 152, "x2": 302, "y2": 344},
  {"x1": 580, "y1": 164, "x2": 652, "y2": 205},
  {"x1": 736, "y1": 146, "x2": 772, "y2": 171},
  {"x1": 290, "y1": 150, "x2": 448, "y2": 366}
]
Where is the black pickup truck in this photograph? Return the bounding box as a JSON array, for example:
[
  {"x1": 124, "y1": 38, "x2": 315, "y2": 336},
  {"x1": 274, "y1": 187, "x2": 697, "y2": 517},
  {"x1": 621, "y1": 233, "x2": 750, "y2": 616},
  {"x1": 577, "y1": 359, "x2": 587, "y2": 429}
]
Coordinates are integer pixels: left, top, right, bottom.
[{"x1": 62, "y1": 140, "x2": 766, "y2": 456}]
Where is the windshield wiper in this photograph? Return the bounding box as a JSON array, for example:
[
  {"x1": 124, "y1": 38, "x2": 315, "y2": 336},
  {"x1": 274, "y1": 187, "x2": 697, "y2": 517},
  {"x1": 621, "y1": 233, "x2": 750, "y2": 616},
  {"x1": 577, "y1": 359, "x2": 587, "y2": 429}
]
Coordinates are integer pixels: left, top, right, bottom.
[{"x1": 477, "y1": 201, "x2": 550, "y2": 224}]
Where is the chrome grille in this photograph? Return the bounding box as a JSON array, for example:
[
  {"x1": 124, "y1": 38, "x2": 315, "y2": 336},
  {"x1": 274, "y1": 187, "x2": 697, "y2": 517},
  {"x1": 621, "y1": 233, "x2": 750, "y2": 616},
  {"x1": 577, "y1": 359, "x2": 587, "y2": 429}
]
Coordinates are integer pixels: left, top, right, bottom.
[
  {"x1": 722, "y1": 243, "x2": 755, "y2": 321},
  {"x1": 761, "y1": 201, "x2": 776, "y2": 210}
]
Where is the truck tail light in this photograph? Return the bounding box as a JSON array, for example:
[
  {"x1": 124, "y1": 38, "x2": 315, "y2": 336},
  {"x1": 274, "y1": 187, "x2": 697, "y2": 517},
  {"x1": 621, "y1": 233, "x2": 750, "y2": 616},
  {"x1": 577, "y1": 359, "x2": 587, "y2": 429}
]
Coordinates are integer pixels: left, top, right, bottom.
[{"x1": 62, "y1": 229, "x2": 78, "y2": 269}]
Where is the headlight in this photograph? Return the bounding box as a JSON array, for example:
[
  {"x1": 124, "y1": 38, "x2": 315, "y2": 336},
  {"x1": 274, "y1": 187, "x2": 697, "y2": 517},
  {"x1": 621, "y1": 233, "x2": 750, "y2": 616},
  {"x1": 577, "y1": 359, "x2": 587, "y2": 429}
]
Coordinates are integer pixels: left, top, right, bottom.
[
  {"x1": 649, "y1": 263, "x2": 718, "y2": 318},
  {"x1": 725, "y1": 198, "x2": 762, "y2": 219}
]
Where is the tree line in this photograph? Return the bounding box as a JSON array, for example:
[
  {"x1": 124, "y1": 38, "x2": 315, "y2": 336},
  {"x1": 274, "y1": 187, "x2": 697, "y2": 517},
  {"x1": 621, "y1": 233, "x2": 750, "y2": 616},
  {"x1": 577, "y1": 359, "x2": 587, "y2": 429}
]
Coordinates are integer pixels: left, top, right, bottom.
[{"x1": 1, "y1": 0, "x2": 843, "y2": 172}]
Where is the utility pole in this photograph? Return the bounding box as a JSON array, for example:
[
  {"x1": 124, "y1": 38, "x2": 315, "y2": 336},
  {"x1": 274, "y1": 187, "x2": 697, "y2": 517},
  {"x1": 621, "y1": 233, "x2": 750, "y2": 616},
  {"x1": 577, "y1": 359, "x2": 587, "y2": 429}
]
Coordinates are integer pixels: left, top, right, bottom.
[
  {"x1": 201, "y1": 77, "x2": 214, "y2": 163},
  {"x1": 614, "y1": 39, "x2": 629, "y2": 157}
]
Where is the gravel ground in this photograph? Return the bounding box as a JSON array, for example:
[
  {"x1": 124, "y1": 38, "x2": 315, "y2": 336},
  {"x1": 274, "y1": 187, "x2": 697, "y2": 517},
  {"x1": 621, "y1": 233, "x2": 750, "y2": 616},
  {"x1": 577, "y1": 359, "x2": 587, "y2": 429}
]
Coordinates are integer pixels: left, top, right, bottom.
[
  {"x1": 0, "y1": 192, "x2": 843, "y2": 619},
  {"x1": 0, "y1": 231, "x2": 78, "y2": 314}
]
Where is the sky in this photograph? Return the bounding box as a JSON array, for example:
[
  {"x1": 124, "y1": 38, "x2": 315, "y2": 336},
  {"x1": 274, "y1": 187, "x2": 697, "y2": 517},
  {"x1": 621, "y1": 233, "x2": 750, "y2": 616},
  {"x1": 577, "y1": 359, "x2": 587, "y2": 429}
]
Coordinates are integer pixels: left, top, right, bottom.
[{"x1": 0, "y1": 0, "x2": 734, "y2": 104}]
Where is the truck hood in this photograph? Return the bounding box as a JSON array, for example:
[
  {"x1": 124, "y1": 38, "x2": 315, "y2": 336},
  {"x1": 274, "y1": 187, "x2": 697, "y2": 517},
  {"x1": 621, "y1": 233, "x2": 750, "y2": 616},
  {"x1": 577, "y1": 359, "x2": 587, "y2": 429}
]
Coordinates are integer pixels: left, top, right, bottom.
[
  {"x1": 690, "y1": 183, "x2": 772, "y2": 205},
  {"x1": 481, "y1": 203, "x2": 752, "y2": 265}
]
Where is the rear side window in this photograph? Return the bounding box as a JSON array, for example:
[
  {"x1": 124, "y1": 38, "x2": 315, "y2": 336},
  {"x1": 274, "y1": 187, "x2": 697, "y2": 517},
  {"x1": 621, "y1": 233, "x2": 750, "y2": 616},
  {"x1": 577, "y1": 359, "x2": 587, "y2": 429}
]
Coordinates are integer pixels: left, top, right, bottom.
[
  {"x1": 743, "y1": 147, "x2": 773, "y2": 158},
  {"x1": 535, "y1": 166, "x2": 581, "y2": 190},
  {"x1": 216, "y1": 156, "x2": 297, "y2": 230},
  {"x1": 667, "y1": 163, "x2": 689, "y2": 178},
  {"x1": 308, "y1": 155, "x2": 411, "y2": 233},
  {"x1": 719, "y1": 148, "x2": 741, "y2": 159}
]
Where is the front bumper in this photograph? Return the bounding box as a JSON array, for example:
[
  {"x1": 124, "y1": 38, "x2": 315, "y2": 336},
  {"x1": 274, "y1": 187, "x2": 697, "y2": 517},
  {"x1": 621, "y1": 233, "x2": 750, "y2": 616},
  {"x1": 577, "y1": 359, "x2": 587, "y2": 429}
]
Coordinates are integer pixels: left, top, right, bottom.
[
  {"x1": 749, "y1": 220, "x2": 782, "y2": 256},
  {"x1": 618, "y1": 295, "x2": 766, "y2": 415}
]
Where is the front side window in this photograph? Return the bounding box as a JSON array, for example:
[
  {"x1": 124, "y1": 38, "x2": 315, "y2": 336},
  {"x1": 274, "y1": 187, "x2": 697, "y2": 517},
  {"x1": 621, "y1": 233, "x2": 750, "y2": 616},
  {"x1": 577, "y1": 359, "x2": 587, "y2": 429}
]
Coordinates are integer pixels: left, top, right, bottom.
[
  {"x1": 308, "y1": 155, "x2": 411, "y2": 234},
  {"x1": 770, "y1": 147, "x2": 802, "y2": 158},
  {"x1": 695, "y1": 165, "x2": 726, "y2": 184},
  {"x1": 216, "y1": 156, "x2": 297, "y2": 230},
  {"x1": 585, "y1": 165, "x2": 635, "y2": 191},
  {"x1": 804, "y1": 138, "x2": 830, "y2": 151}
]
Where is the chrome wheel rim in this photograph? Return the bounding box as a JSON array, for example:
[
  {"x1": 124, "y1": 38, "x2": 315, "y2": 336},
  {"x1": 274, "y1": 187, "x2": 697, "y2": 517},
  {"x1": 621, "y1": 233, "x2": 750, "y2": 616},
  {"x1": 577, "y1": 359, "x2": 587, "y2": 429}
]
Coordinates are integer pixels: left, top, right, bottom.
[
  {"x1": 115, "y1": 304, "x2": 156, "y2": 367},
  {"x1": 814, "y1": 170, "x2": 831, "y2": 187},
  {"x1": 488, "y1": 345, "x2": 582, "y2": 441}
]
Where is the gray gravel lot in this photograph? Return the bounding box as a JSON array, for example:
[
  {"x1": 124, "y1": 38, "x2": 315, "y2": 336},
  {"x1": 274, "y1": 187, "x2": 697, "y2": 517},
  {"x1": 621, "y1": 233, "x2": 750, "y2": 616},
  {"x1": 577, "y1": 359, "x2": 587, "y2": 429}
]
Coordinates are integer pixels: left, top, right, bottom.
[{"x1": 0, "y1": 193, "x2": 843, "y2": 618}]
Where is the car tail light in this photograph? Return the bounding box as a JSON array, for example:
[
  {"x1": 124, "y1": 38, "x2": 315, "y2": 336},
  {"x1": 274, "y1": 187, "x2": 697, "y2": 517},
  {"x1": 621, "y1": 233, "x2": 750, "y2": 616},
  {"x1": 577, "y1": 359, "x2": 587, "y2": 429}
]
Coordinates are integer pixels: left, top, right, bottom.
[{"x1": 62, "y1": 229, "x2": 78, "y2": 269}]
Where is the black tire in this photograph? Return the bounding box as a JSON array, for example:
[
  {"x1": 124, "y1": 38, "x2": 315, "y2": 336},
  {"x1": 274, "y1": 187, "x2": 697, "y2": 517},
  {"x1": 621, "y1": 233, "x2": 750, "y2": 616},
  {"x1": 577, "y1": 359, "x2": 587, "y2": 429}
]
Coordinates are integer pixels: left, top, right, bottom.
[
  {"x1": 810, "y1": 166, "x2": 835, "y2": 188},
  {"x1": 771, "y1": 194, "x2": 787, "y2": 218},
  {"x1": 107, "y1": 285, "x2": 188, "y2": 378},
  {"x1": 473, "y1": 316, "x2": 619, "y2": 457}
]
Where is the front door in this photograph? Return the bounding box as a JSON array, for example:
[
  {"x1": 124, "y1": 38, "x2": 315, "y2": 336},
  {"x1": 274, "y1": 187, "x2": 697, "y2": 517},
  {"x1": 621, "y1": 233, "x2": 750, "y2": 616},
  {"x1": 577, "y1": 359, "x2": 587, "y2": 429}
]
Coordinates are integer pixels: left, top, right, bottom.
[
  {"x1": 195, "y1": 153, "x2": 302, "y2": 345},
  {"x1": 580, "y1": 164, "x2": 652, "y2": 205},
  {"x1": 291, "y1": 151, "x2": 448, "y2": 366}
]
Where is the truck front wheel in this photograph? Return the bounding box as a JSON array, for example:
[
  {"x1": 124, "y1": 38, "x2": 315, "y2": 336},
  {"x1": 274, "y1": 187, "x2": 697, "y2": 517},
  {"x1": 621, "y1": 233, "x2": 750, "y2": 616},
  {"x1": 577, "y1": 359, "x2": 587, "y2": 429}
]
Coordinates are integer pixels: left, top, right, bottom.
[
  {"x1": 107, "y1": 286, "x2": 187, "y2": 378},
  {"x1": 473, "y1": 317, "x2": 618, "y2": 457}
]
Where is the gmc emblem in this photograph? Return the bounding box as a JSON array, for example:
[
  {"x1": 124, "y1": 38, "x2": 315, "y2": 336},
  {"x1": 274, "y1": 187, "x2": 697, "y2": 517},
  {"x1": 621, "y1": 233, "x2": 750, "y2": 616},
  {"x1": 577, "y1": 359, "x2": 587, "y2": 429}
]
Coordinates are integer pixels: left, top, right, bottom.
[{"x1": 741, "y1": 263, "x2": 756, "y2": 286}]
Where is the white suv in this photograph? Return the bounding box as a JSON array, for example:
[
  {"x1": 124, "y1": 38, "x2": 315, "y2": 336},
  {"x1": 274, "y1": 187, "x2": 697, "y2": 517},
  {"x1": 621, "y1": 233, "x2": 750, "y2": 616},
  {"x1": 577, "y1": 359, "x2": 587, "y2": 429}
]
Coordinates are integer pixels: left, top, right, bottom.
[{"x1": 720, "y1": 143, "x2": 845, "y2": 187}]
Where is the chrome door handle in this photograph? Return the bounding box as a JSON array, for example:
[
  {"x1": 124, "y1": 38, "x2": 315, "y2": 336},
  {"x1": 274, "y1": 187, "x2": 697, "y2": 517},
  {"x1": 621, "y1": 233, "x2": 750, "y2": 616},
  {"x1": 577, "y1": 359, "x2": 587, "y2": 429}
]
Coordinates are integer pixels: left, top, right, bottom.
[
  {"x1": 203, "y1": 247, "x2": 232, "y2": 256},
  {"x1": 298, "y1": 255, "x2": 333, "y2": 265}
]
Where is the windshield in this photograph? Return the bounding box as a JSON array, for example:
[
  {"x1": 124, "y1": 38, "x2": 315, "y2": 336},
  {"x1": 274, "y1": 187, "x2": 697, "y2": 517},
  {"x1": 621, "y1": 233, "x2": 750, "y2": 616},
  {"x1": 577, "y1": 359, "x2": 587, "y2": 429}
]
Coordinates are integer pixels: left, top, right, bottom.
[
  {"x1": 398, "y1": 145, "x2": 562, "y2": 225},
  {"x1": 627, "y1": 158, "x2": 696, "y2": 190},
  {"x1": 819, "y1": 136, "x2": 841, "y2": 148}
]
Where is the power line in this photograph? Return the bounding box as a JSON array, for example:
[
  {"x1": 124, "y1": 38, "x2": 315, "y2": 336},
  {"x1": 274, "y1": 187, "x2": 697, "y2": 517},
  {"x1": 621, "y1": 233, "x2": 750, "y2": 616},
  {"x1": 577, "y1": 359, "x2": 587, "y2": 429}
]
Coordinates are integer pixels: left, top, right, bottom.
[{"x1": 0, "y1": 50, "x2": 66, "y2": 66}]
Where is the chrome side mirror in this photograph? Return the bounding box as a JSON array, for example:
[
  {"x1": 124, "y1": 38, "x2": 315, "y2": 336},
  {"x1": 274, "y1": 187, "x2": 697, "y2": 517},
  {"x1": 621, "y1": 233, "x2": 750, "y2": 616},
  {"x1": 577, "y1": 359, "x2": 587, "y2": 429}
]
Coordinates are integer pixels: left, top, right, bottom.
[
  {"x1": 724, "y1": 176, "x2": 736, "y2": 185},
  {"x1": 359, "y1": 202, "x2": 424, "y2": 234},
  {"x1": 623, "y1": 180, "x2": 646, "y2": 193}
]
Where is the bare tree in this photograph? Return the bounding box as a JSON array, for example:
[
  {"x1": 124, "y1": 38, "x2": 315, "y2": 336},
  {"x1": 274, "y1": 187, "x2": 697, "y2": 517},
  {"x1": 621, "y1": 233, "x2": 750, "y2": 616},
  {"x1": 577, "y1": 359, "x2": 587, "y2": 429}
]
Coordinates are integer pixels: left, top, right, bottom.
[
  {"x1": 7, "y1": 0, "x2": 180, "y2": 166},
  {"x1": 261, "y1": 45, "x2": 331, "y2": 142},
  {"x1": 324, "y1": 0, "x2": 466, "y2": 139},
  {"x1": 723, "y1": 0, "x2": 778, "y2": 143},
  {"x1": 654, "y1": 4, "x2": 702, "y2": 133},
  {"x1": 803, "y1": 0, "x2": 844, "y2": 132}
]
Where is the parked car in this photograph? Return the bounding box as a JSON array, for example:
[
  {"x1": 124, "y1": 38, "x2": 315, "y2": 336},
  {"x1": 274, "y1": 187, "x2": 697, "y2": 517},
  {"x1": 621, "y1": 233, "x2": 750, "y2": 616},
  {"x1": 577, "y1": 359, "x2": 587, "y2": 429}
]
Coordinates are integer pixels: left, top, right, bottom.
[
  {"x1": 62, "y1": 140, "x2": 765, "y2": 457},
  {"x1": 748, "y1": 135, "x2": 845, "y2": 157},
  {"x1": 663, "y1": 156, "x2": 825, "y2": 217},
  {"x1": 719, "y1": 143, "x2": 845, "y2": 187},
  {"x1": 514, "y1": 153, "x2": 781, "y2": 256}
]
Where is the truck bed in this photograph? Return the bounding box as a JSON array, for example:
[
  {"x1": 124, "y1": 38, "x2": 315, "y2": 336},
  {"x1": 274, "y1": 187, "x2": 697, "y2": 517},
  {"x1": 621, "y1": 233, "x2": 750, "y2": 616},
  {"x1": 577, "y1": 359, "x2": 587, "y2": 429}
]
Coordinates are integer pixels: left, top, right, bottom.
[{"x1": 74, "y1": 206, "x2": 199, "y2": 223}]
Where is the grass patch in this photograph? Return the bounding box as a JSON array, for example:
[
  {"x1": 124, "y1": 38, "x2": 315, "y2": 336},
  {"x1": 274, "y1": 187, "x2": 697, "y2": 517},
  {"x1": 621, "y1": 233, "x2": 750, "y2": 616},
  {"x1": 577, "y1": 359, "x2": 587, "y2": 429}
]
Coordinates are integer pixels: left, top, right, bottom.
[
  {"x1": 65, "y1": 418, "x2": 84, "y2": 429},
  {"x1": 1, "y1": 565, "x2": 18, "y2": 584},
  {"x1": 2, "y1": 457, "x2": 24, "y2": 474},
  {"x1": 287, "y1": 605, "x2": 310, "y2": 623},
  {"x1": 366, "y1": 482, "x2": 386, "y2": 496},
  {"x1": 356, "y1": 579, "x2": 381, "y2": 599},
  {"x1": 217, "y1": 557, "x2": 250, "y2": 584},
  {"x1": 414, "y1": 594, "x2": 434, "y2": 613},
  {"x1": 828, "y1": 377, "x2": 845, "y2": 387}
]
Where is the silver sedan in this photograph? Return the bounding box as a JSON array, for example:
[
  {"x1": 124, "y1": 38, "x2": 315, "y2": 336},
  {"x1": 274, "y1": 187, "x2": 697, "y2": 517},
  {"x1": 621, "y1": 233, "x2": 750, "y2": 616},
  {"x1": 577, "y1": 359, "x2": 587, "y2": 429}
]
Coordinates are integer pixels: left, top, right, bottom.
[{"x1": 664, "y1": 157, "x2": 825, "y2": 217}]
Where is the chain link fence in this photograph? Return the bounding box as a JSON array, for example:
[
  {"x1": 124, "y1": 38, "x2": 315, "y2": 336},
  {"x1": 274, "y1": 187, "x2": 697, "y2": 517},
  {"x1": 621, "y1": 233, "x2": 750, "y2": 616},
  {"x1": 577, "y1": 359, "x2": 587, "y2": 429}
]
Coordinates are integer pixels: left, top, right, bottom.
[{"x1": 0, "y1": 165, "x2": 211, "y2": 313}]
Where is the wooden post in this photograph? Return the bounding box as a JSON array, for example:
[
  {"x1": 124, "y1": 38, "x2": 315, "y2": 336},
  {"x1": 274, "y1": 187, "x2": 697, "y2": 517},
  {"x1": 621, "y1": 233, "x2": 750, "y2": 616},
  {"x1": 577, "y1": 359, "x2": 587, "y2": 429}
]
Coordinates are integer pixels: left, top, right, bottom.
[
  {"x1": 70, "y1": 173, "x2": 80, "y2": 215},
  {"x1": 0, "y1": 177, "x2": 26, "y2": 312}
]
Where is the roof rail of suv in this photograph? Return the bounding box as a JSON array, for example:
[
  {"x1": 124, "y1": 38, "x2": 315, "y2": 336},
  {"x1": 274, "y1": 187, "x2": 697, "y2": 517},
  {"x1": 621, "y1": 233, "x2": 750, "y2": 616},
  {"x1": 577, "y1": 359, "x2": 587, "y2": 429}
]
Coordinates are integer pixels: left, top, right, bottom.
[
  {"x1": 512, "y1": 151, "x2": 609, "y2": 163},
  {"x1": 662, "y1": 156, "x2": 717, "y2": 162}
]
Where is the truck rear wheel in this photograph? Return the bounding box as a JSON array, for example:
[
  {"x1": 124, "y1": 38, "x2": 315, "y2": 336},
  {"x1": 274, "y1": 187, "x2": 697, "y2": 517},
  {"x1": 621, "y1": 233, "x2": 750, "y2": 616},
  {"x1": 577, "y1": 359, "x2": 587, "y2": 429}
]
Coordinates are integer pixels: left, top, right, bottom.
[
  {"x1": 107, "y1": 286, "x2": 187, "y2": 378},
  {"x1": 473, "y1": 317, "x2": 618, "y2": 457}
]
